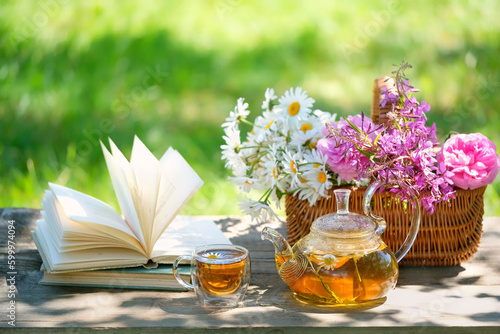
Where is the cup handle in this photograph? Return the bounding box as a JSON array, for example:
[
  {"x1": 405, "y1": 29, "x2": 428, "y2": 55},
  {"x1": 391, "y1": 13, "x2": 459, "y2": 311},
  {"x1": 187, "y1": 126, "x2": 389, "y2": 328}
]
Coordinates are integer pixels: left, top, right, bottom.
[{"x1": 173, "y1": 255, "x2": 194, "y2": 290}]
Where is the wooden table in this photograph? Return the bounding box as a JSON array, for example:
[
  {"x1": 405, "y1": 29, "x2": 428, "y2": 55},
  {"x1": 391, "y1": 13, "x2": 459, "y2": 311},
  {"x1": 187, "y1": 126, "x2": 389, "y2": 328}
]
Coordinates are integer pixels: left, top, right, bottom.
[{"x1": 1, "y1": 208, "x2": 499, "y2": 333}]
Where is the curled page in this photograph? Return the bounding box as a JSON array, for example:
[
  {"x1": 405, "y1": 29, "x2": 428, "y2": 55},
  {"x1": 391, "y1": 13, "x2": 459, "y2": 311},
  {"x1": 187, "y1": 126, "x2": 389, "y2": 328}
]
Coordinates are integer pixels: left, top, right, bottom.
[{"x1": 101, "y1": 140, "x2": 145, "y2": 248}]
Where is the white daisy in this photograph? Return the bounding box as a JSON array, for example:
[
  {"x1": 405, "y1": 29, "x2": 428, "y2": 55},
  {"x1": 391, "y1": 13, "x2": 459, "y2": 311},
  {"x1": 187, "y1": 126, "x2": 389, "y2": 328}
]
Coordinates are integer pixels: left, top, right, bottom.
[
  {"x1": 229, "y1": 175, "x2": 266, "y2": 193},
  {"x1": 262, "y1": 134, "x2": 287, "y2": 151},
  {"x1": 298, "y1": 120, "x2": 315, "y2": 134},
  {"x1": 232, "y1": 156, "x2": 248, "y2": 176},
  {"x1": 261, "y1": 152, "x2": 280, "y2": 188},
  {"x1": 301, "y1": 163, "x2": 332, "y2": 197},
  {"x1": 245, "y1": 129, "x2": 265, "y2": 150},
  {"x1": 204, "y1": 252, "x2": 224, "y2": 259},
  {"x1": 278, "y1": 87, "x2": 315, "y2": 131},
  {"x1": 221, "y1": 97, "x2": 250, "y2": 129},
  {"x1": 282, "y1": 148, "x2": 303, "y2": 188},
  {"x1": 238, "y1": 198, "x2": 278, "y2": 222},
  {"x1": 303, "y1": 148, "x2": 328, "y2": 166},
  {"x1": 221, "y1": 127, "x2": 241, "y2": 153},
  {"x1": 238, "y1": 142, "x2": 258, "y2": 162},
  {"x1": 290, "y1": 124, "x2": 321, "y2": 150},
  {"x1": 220, "y1": 88, "x2": 342, "y2": 222},
  {"x1": 312, "y1": 109, "x2": 337, "y2": 125},
  {"x1": 294, "y1": 184, "x2": 322, "y2": 206},
  {"x1": 276, "y1": 173, "x2": 292, "y2": 200},
  {"x1": 300, "y1": 150, "x2": 332, "y2": 197},
  {"x1": 318, "y1": 254, "x2": 339, "y2": 270},
  {"x1": 221, "y1": 127, "x2": 241, "y2": 165},
  {"x1": 221, "y1": 127, "x2": 248, "y2": 176},
  {"x1": 261, "y1": 88, "x2": 277, "y2": 111},
  {"x1": 251, "y1": 111, "x2": 281, "y2": 144},
  {"x1": 252, "y1": 162, "x2": 272, "y2": 188},
  {"x1": 269, "y1": 187, "x2": 283, "y2": 210},
  {"x1": 267, "y1": 142, "x2": 283, "y2": 161}
]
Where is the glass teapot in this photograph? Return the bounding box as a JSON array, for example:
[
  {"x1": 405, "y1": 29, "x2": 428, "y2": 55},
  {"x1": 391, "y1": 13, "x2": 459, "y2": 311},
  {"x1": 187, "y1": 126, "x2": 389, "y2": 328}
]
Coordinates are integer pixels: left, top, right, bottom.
[{"x1": 261, "y1": 181, "x2": 420, "y2": 307}]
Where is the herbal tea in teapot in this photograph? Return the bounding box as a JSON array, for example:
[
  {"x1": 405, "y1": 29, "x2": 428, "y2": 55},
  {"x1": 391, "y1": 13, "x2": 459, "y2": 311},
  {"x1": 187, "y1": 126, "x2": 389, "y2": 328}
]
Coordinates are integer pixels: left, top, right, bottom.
[
  {"x1": 262, "y1": 183, "x2": 420, "y2": 306},
  {"x1": 273, "y1": 243, "x2": 398, "y2": 305}
]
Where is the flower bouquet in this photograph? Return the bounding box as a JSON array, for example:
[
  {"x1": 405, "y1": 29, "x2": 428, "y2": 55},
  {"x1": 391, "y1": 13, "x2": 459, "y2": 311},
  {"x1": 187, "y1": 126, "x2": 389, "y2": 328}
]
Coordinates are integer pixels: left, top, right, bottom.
[{"x1": 221, "y1": 62, "x2": 499, "y2": 266}]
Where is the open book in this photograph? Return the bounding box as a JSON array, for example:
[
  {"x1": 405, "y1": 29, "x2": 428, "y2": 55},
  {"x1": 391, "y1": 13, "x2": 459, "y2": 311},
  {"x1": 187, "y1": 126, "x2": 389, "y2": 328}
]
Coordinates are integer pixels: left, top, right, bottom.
[{"x1": 32, "y1": 136, "x2": 231, "y2": 273}]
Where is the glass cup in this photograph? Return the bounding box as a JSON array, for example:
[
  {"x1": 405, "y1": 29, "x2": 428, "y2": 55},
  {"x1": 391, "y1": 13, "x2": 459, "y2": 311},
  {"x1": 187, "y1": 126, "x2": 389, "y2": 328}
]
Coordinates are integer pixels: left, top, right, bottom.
[{"x1": 173, "y1": 244, "x2": 251, "y2": 308}]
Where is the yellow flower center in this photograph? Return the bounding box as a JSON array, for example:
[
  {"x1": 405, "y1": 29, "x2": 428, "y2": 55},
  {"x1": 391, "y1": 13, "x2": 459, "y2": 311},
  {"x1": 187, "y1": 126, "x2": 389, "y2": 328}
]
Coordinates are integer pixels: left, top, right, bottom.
[
  {"x1": 290, "y1": 160, "x2": 297, "y2": 174},
  {"x1": 265, "y1": 120, "x2": 274, "y2": 130},
  {"x1": 273, "y1": 167, "x2": 279, "y2": 179},
  {"x1": 208, "y1": 254, "x2": 217, "y2": 258},
  {"x1": 300, "y1": 177, "x2": 308, "y2": 183},
  {"x1": 314, "y1": 163, "x2": 320, "y2": 168},
  {"x1": 318, "y1": 172, "x2": 326, "y2": 183},
  {"x1": 300, "y1": 123, "x2": 312, "y2": 133},
  {"x1": 288, "y1": 102, "x2": 300, "y2": 116},
  {"x1": 324, "y1": 257, "x2": 335, "y2": 266}
]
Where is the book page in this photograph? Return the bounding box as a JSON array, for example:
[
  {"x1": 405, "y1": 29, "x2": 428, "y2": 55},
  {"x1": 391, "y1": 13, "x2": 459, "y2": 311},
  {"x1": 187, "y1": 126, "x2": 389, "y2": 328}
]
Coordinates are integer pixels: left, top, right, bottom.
[
  {"x1": 42, "y1": 190, "x2": 119, "y2": 239},
  {"x1": 151, "y1": 216, "x2": 231, "y2": 263},
  {"x1": 151, "y1": 148, "x2": 204, "y2": 245},
  {"x1": 41, "y1": 202, "x2": 146, "y2": 254},
  {"x1": 33, "y1": 221, "x2": 148, "y2": 273},
  {"x1": 129, "y1": 136, "x2": 160, "y2": 253},
  {"x1": 101, "y1": 140, "x2": 146, "y2": 248},
  {"x1": 47, "y1": 183, "x2": 147, "y2": 255},
  {"x1": 49, "y1": 183, "x2": 134, "y2": 237}
]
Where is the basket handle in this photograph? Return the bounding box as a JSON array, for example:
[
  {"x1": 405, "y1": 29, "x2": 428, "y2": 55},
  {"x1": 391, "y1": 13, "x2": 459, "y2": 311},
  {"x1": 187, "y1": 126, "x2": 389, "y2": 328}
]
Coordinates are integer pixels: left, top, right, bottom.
[{"x1": 371, "y1": 76, "x2": 397, "y2": 125}]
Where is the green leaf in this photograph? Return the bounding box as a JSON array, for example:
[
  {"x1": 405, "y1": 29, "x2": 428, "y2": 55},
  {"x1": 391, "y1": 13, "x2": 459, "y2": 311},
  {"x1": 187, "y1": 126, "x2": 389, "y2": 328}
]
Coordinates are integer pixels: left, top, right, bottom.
[
  {"x1": 275, "y1": 187, "x2": 284, "y2": 200},
  {"x1": 360, "y1": 149, "x2": 374, "y2": 159},
  {"x1": 346, "y1": 118, "x2": 362, "y2": 133},
  {"x1": 444, "y1": 131, "x2": 459, "y2": 142},
  {"x1": 394, "y1": 120, "x2": 402, "y2": 131},
  {"x1": 374, "y1": 131, "x2": 382, "y2": 146},
  {"x1": 355, "y1": 148, "x2": 380, "y2": 162}
]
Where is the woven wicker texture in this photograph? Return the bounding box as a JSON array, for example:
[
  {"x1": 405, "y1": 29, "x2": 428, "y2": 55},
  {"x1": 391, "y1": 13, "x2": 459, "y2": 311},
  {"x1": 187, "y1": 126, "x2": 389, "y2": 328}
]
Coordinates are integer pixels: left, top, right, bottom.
[
  {"x1": 284, "y1": 77, "x2": 486, "y2": 266},
  {"x1": 285, "y1": 186, "x2": 485, "y2": 266}
]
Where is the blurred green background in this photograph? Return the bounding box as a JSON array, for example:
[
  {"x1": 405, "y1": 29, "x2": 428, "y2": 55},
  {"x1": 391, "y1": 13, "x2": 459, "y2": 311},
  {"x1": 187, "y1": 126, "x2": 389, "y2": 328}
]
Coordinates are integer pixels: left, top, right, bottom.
[{"x1": 1, "y1": 0, "x2": 499, "y2": 216}]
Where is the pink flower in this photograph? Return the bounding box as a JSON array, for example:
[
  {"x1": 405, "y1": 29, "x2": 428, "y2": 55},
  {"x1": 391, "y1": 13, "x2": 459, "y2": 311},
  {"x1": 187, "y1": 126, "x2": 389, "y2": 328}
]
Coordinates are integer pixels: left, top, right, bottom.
[
  {"x1": 316, "y1": 138, "x2": 360, "y2": 181},
  {"x1": 437, "y1": 133, "x2": 499, "y2": 190},
  {"x1": 317, "y1": 114, "x2": 379, "y2": 181}
]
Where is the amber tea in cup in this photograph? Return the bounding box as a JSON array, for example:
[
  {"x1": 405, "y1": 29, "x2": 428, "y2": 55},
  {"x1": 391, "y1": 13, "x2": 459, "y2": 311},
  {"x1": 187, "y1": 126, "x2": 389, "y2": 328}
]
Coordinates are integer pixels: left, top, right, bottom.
[
  {"x1": 196, "y1": 248, "x2": 247, "y2": 295},
  {"x1": 173, "y1": 244, "x2": 250, "y2": 308}
]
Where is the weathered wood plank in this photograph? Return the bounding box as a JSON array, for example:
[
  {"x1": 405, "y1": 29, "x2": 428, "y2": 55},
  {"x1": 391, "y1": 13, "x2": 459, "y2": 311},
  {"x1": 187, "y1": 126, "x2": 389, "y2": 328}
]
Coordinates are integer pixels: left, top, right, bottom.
[{"x1": 0, "y1": 209, "x2": 499, "y2": 332}]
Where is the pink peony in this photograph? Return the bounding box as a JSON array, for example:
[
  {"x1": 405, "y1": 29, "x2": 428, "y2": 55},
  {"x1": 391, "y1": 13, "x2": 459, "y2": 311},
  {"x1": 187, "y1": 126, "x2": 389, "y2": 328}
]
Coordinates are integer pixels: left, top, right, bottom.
[
  {"x1": 317, "y1": 138, "x2": 360, "y2": 181},
  {"x1": 437, "y1": 133, "x2": 499, "y2": 190}
]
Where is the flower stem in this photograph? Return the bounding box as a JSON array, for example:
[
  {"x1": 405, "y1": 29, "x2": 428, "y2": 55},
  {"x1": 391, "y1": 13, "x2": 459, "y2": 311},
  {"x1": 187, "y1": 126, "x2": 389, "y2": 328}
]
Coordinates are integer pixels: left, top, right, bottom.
[
  {"x1": 305, "y1": 255, "x2": 341, "y2": 303},
  {"x1": 353, "y1": 257, "x2": 362, "y2": 282},
  {"x1": 239, "y1": 118, "x2": 255, "y2": 127},
  {"x1": 247, "y1": 151, "x2": 270, "y2": 176}
]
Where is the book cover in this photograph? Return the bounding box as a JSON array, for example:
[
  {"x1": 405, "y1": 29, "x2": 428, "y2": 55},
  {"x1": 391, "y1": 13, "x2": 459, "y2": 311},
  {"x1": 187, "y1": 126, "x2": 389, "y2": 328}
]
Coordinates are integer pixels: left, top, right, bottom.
[{"x1": 39, "y1": 264, "x2": 192, "y2": 291}]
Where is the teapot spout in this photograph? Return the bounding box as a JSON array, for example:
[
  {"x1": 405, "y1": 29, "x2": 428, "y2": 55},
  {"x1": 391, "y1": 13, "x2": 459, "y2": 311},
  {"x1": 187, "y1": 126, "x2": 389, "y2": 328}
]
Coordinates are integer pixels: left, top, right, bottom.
[
  {"x1": 261, "y1": 227, "x2": 293, "y2": 260},
  {"x1": 261, "y1": 227, "x2": 307, "y2": 285}
]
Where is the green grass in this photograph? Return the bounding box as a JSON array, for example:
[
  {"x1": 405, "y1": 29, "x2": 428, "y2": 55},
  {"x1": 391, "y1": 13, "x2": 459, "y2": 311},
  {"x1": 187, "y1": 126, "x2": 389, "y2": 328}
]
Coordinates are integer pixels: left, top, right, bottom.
[{"x1": 1, "y1": 0, "x2": 500, "y2": 216}]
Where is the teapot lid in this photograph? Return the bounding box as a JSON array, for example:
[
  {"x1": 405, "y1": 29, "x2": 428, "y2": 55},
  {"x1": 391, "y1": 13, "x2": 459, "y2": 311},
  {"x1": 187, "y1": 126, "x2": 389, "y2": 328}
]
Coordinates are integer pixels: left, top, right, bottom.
[{"x1": 310, "y1": 189, "x2": 376, "y2": 238}]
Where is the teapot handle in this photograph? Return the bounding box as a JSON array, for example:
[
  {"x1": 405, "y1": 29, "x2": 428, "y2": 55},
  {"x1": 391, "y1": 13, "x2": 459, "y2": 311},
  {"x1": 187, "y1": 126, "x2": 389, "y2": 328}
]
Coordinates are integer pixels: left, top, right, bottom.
[{"x1": 363, "y1": 180, "x2": 421, "y2": 263}]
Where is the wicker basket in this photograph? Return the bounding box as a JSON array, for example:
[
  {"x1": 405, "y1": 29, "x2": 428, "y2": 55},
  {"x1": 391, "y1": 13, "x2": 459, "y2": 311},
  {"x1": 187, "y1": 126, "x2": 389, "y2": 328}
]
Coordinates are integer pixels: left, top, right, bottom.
[
  {"x1": 284, "y1": 77, "x2": 486, "y2": 266},
  {"x1": 285, "y1": 185, "x2": 486, "y2": 266}
]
